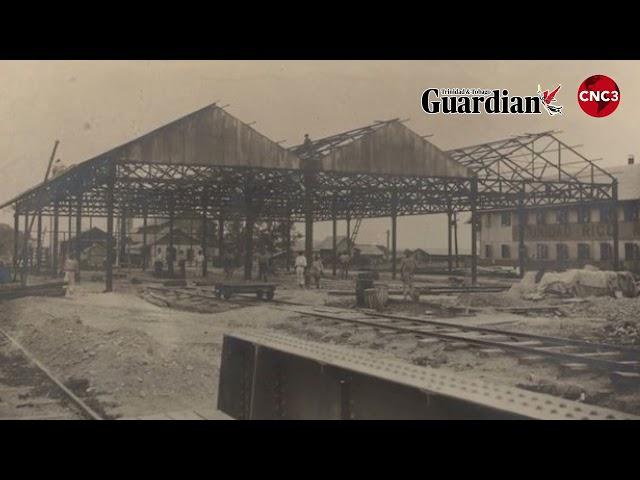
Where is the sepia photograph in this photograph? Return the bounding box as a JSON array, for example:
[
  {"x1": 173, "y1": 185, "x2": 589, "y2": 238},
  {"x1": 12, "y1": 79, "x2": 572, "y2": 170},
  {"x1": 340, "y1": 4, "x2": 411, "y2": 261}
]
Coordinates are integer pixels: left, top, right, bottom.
[{"x1": 0, "y1": 60, "x2": 638, "y2": 420}]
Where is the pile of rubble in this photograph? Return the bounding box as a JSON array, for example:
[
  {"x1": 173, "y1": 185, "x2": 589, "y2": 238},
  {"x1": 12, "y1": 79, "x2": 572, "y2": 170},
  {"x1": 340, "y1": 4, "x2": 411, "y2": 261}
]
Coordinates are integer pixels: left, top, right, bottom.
[
  {"x1": 602, "y1": 321, "x2": 640, "y2": 345},
  {"x1": 511, "y1": 267, "x2": 639, "y2": 300},
  {"x1": 564, "y1": 296, "x2": 640, "y2": 322}
]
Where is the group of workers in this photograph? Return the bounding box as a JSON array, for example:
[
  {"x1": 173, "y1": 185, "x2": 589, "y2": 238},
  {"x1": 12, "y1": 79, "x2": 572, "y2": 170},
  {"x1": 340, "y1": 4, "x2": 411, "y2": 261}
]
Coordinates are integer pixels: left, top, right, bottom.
[
  {"x1": 296, "y1": 249, "x2": 417, "y2": 300},
  {"x1": 74, "y1": 245, "x2": 417, "y2": 299},
  {"x1": 294, "y1": 252, "x2": 326, "y2": 289},
  {"x1": 57, "y1": 242, "x2": 419, "y2": 301}
]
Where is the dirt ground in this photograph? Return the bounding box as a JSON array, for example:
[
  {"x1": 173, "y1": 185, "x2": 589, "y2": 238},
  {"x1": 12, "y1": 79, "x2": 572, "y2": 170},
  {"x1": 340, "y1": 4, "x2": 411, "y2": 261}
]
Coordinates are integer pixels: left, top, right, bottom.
[
  {"x1": 0, "y1": 274, "x2": 301, "y2": 419},
  {"x1": 1, "y1": 269, "x2": 640, "y2": 418}
]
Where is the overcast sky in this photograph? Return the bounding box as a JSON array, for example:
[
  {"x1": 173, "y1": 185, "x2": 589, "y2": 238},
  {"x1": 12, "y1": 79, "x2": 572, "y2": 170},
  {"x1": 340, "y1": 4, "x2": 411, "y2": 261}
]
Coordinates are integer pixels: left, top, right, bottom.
[{"x1": 1, "y1": 60, "x2": 638, "y2": 250}]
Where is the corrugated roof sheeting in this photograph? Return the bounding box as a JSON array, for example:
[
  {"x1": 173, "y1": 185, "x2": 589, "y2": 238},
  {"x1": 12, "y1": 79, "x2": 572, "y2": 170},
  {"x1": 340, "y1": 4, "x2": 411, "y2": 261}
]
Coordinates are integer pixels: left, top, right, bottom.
[
  {"x1": 115, "y1": 105, "x2": 300, "y2": 169},
  {"x1": 319, "y1": 121, "x2": 470, "y2": 178}
]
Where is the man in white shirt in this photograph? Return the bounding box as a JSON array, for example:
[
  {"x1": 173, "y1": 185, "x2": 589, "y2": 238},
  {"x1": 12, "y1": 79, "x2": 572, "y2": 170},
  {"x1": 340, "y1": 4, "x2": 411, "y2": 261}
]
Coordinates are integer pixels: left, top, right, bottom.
[
  {"x1": 63, "y1": 253, "x2": 80, "y2": 296},
  {"x1": 295, "y1": 251, "x2": 307, "y2": 288}
]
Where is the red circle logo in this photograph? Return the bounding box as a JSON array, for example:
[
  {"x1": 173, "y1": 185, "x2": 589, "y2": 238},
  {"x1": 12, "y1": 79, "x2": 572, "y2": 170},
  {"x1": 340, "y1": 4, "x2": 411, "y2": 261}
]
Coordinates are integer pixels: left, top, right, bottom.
[{"x1": 577, "y1": 75, "x2": 620, "y2": 117}]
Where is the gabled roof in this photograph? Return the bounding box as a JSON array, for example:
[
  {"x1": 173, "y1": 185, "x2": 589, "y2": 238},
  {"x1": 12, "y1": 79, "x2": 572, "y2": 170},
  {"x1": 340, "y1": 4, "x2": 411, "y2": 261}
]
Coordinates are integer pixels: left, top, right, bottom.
[
  {"x1": 135, "y1": 222, "x2": 169, "y2": 235},
  {"x1": 0, "y1": 104, "x2": 301, "y2": 210},
  {"x1": 113, "y1": 104, "x2": 300, "y2": 169},
  {"x1": 290, "y1": 120, "x2": 470, "y2": 178},
  {"x1": 315, "y1": 235, "x2": 348, "y2": 250},
  {"x1": 153, "y1": 229, "x2": 199, "y2": 246},
  {"x1": 61, "y1": 227, "x2": 113, "y2": 246},
  {"x1": 353, "y1": 244, "x2": 386, "y2": 256}
]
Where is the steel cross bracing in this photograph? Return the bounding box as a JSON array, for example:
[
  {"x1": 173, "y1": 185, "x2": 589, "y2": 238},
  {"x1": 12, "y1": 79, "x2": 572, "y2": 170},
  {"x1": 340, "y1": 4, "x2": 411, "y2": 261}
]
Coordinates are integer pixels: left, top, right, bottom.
[
  {"x1": 447, "y1": 131, "x2": 615, "y2": 185},
  {"x1": 289, "y1": 119, "x2": 398, "y2": 161},
  {"x1": 5, "y1": 159, "x2": 614, "y2": 220},
  {"x1": 3, "y1": 130, "x2": 615, "y2": 221}
]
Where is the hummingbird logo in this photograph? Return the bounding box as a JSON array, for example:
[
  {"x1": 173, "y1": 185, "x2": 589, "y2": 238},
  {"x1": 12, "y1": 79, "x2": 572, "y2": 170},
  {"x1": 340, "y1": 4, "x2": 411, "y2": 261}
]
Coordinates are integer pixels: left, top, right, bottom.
[{"x1": 537, "y1": 84, "x2": 563, "y2": 115}]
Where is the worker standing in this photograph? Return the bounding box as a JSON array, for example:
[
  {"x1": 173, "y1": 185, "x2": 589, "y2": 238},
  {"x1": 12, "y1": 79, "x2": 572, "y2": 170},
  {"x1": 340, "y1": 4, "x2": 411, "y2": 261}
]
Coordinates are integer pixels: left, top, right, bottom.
[
  {"x1": 166, "y1": 246, "x2": 176, "y2": 275},
  {"x1": 223, "y1": 250, "x2": 235, "y2": 280},
  {"x1": 339, "y1": 252, "x2": 351, "y2": 279},
  {"x1": 63, "y1": 253, "x2": 80, "y2": 297},
  {"x1": 295, "y1": 251, "x2": 307, "y2": 288},
  {"x1": 257, "y1": 249, "x2": 271, "y2": 282},
  {"x1": 51, "y1": 158, "x2": 66, "y2": 178},
  {"x1": 194, "y1": 250, "x2": 204, "y2": 270},
  {"x1": 303, "y1": 133, "x2": 313, "y2": 151},
  {"x1": 399, "y1": 249, "x2": 417, "y2": 302},
  {"x1": 309, "y1": 254, "x2": 324, "y2": 289}
]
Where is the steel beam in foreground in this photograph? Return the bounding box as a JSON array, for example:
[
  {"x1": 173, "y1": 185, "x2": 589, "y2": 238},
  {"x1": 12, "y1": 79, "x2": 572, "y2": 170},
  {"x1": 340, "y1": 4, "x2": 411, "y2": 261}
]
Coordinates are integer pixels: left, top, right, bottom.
[{"x1": 217, "y1": 332, "x2": 637, "y2": 420}]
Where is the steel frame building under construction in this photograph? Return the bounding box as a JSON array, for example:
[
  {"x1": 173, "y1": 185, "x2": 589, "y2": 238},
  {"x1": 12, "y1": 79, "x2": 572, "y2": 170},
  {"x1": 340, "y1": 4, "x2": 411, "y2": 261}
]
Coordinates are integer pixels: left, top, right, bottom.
[{"x1": 0, "y1": 103, "x2": 619, "y2": 291}]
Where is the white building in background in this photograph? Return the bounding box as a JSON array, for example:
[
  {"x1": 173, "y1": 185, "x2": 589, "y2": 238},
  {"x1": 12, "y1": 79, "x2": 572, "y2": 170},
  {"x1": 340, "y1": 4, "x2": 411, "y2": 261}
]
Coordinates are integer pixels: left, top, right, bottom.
[{"x1": 478, "y1": 157, "x2": 640, "y2": 272}]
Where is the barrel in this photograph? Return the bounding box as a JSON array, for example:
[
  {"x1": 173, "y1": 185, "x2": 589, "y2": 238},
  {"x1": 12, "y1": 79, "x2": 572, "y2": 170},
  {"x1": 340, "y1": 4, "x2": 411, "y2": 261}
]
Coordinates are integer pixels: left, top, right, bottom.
[
  {"x1": 365, "y1": 284, "x2": 389, "y2": 311},
  {"x1": 355, "y1": 271, "x2": 375, "y2": 307}
]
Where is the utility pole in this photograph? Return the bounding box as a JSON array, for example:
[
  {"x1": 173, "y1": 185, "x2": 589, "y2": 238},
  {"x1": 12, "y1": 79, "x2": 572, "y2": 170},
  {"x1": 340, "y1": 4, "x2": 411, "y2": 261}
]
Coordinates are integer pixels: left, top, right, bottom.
[{"x1": 14, "y1": 140, "x2": 59, "y2": 282}]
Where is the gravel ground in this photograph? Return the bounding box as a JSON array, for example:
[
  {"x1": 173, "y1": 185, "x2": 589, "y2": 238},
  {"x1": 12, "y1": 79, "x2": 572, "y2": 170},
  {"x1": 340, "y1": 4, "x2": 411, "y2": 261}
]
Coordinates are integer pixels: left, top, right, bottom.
[
  {"x1": 0, "y1": 278, "x2": 299, "y2": 419},
  {"x1": 2, "y1": 271, "x2": 639, "y2": 418}
]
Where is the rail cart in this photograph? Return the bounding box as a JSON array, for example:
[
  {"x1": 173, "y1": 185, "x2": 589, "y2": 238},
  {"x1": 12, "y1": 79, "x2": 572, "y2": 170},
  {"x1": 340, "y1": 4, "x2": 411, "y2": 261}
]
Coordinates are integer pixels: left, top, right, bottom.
[{"x1": 214, "y1": 282, "x2": 277, "y2": 301}]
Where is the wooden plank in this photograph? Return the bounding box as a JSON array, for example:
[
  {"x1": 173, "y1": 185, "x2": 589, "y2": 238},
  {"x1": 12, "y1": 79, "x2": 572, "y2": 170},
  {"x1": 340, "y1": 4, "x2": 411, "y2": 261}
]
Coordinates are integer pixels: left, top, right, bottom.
[
  {"x1": 500, "y1": 340, "x2": 544, "y2": 347},
  {"x1": 574, "y1": 351, "x2": 621, "y2": 358}
]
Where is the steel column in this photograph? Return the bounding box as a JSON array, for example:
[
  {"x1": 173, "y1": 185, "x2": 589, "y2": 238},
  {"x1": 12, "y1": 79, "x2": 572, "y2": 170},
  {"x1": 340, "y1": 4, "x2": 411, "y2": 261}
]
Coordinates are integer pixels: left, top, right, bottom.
[
  {"x1": 244, "y1": 181, "x2": 255, "y2": 280},
  {"x1": 13, "y1": 210, "x2": 19, "y2": 274},
  {"x1": 75, "y1": 196, "x2": 82, "y2": 277},
  {"x1": 447, "y1": 209, "x2": 453, "y2": 273},
  {"x1": 391, "y1": 190, "x2": 398, "y2": 280},
  {"x1": 67, "y1": 206, "x2": 72, "y2": 260},
  {"x1": 517, "y1": 189, "x2": 526, "y2": 278},
  {"x1": 142, "y1": 206, "x2": 148, "y2": 271},
  {"x1": 332, "y1": 201, "x2": 337, "y2": 278},
  {"x1": 244, "y1": 217, "x2": 255, "y2": 280},
  {"x1": 454, "y1": 212, "x2": 459, "y2": 268},
  {"x1": 36, "y1": 211, "x2": 42, "y2": 273},
  {"x1": 612, "y1": 180, "x2": 619, "y2": 271},
  {"x1": 21, "y1": 212, "x2": 29, "y2": 285},
  {"x1": 52, "y1": 201, "x2": 59, "y2": 278},
  {"x1": 284, "y1": 216, "x2": 291, "y2": 272},
  {"x1": 470, "y1": 177, "x2": 478, "y2": 285},
  {"x1": 119, "y1": 210, "x2": 127, "y2": 268},
  {"x1": 202, "y1": 207, "x2": 208, "y2": 278},
  {"x1": 303, "y1": 171, "x2": 314, "y2": 267},
  {"x1": 346, "y1": 217, "x2": 351, "y2": 256},
  {"x1": 105, "y1": 161, "x2": 115, "y2": 292},
  {"x1": 218, "y1": 213, "x2": 225, "y2": 264},
  {"x1": 168, "y1": 197, "x2": 175, "y2": 276}
]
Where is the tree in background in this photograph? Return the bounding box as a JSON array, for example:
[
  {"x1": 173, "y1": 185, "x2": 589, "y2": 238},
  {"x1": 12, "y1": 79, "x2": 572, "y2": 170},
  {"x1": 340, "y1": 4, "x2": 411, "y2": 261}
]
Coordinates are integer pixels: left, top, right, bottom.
[{"x1": 221, "y1": 219, "x2": 300, "y2": 266}]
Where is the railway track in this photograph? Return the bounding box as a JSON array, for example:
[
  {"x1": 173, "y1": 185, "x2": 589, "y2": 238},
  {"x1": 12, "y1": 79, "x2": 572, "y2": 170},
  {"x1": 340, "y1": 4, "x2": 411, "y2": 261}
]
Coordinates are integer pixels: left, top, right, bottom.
[
  {"x1": 279, "y1": 305, "x2": 640, "y2": 380},
  {"x1": 0, "y1": 328, "x2": 102, "y2": 420},
  {"x1": 144, "y1": 285, "x2": 640, "y2": 384}
]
